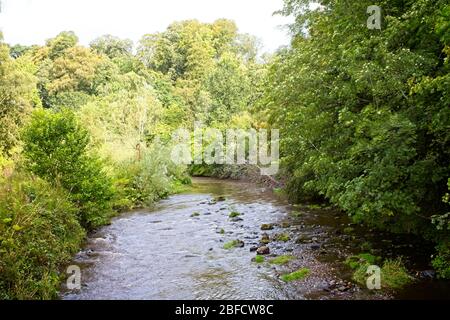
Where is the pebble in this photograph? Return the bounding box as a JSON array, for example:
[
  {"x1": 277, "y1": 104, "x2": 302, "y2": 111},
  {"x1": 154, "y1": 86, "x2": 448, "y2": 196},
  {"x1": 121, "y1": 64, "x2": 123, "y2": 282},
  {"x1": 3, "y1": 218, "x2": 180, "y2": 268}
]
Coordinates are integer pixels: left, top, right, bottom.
[{"x1": 256, "y1": 246, "x2": 270, "y2": 255}]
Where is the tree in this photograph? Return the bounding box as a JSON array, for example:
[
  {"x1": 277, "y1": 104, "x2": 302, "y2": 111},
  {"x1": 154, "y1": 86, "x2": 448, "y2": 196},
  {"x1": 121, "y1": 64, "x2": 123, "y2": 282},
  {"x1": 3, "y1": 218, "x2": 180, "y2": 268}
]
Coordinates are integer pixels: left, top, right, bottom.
[
  {"x1": 46, "y1": 31, "x2": 78, "y2": 60},
  {"x1": 90, "y1": 35, "x2": 133, "y2": 59},
  {"x1": 22, "y1": 109, "x2": 114, "y2": 228},
  {"x1": 0, "y1": 40, "x2": 40, "y2": 154},
  {"x1": 8, "y1": 44, "x2": 32, "y2": 59},
  {"x1": 137, "y1": 19, "x2": 259, "y2": 125},
  {"x1": 205, "y1": 53, "x2": 250, "y2": 125},
  {"x1": 261, "y1": 0, "x2": 450, "y2": 276},
  {"x1": 235, "y1": 34, "x2": 261, "y2": 63},
  {"x1": 47, "y1": 46, "x2": 103, "y2": 94}
]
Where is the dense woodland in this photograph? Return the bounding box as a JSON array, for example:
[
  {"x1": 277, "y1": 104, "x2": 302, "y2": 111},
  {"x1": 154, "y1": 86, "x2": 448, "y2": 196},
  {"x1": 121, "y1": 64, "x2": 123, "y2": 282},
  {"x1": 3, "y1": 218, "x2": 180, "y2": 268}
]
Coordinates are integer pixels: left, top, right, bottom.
[{"x1": 0, "y1": 0, "x2": 449, "y2": 299}]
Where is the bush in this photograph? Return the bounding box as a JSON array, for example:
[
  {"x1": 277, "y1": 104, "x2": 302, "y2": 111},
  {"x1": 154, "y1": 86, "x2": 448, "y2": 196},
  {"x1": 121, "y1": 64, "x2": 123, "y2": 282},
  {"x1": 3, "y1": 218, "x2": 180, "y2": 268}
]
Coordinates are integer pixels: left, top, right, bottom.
[
  {"x1": 433, "y1": 243, "x2": 450, "y2": 279},
  {"x1": 347, "y1": 255, "x2": 414, "y2": 290},
  {"x1": 0, "y1": 171, "x2": 85, "y2": 299},
  {"x1": 22, "y1": 108, "x2": 114, "y2": 228},
  {"x1": 112, "y1": 143, "x2": 190, "y2": 210}
]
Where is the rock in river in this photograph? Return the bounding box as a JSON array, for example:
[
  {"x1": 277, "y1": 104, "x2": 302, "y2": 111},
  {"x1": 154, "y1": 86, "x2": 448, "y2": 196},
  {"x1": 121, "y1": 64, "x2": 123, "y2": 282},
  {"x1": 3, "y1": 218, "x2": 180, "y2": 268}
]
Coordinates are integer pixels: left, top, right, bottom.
[
  {"x1": 261, "y1": 233, "x2": 271, "y2": 244},
  {"x1": 256, "y1": 246, "x2": 270, "y2": 255},
  {"x1": 261, "y1": 224, "x2": 274, "y2": 231}
]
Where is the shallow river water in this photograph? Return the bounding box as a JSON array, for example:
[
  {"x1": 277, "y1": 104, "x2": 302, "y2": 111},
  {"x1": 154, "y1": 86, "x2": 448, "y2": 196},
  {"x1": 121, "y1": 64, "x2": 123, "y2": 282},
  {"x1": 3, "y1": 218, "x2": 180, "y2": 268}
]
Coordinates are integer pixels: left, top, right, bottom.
[{"x1": 62, "y1": 178, "x2": 450, "y2": 300}]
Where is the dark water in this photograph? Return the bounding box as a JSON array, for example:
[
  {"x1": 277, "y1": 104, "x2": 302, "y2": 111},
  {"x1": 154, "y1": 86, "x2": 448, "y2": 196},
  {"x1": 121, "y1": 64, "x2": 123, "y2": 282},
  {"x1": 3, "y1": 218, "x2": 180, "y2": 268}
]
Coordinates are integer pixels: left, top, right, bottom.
[{"x1": 62, "y1": 178, "x2": 450, "y2": 300}]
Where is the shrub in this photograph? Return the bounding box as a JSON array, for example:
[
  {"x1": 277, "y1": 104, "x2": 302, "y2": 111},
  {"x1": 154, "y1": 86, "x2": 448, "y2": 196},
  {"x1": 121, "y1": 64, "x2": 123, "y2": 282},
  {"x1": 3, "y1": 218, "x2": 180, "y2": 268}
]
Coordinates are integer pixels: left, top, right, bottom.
[
  {"x1": 380, "y1": 259, "x2": 415, "y2": 289},
  {"x1": 112, "y1": 143, "x2": 190, "y2": 210},
  {"x1": 432, "y1": 243, "x2": 450, "y2": 279},
  {"x1": 345, "y1": 253, "x2": 382, "y2": 270},
  {"x1": 348, "y1": 255, "x2": 414, "y2": 290},
  {"x1": 22, "y1": 108, "x2": 114, "y2": 228},
  {"x1": 0, "y1": 171, "x2": 85, "y2": 299}
]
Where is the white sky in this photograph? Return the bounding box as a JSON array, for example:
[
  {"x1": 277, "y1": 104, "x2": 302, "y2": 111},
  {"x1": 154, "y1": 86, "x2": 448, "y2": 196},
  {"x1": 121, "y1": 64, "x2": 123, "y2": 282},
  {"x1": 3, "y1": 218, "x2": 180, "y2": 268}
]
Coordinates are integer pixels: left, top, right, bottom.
[{"x1": 0, "y1": 0, "x2": 293, "y2": 53}]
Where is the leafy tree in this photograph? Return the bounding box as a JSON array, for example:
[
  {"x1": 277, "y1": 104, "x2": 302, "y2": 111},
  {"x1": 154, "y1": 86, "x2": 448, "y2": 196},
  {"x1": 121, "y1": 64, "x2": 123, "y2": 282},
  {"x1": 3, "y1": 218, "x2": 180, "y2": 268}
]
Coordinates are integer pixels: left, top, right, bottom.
[
  {"x1": 261, "y1": 0, "x2": 450, "y2": 276},
  {"x1": 235, "y1": 34, "x2": 262, "y2": 63},
  {"x1": 210, "y1": 19, "x2": 238, "y2": 57},
  {"x1": 0, "y1": 40, "x2": 40, "y2": 154},
  {"x1": 90, "y1": 35, "x2": 133, "y2": 59},
  {"x1": 46, "y1": 31, "x2": 78, "y2": 60},
  {"x1": 138, "y1": 19, "x2": 260, "y2": 125},
  {"x1": 22, "y1": 109, "x2": 114, "y2": 228},
  {"x1": 8, "y1": 44, "x2": 32, "y2": 59},
  {"x1": 47, "y1": 46, "x2": 103, "y2": 95},
  {"x1": 205, "y1": 53, "x2": 251, "y2": 125}
]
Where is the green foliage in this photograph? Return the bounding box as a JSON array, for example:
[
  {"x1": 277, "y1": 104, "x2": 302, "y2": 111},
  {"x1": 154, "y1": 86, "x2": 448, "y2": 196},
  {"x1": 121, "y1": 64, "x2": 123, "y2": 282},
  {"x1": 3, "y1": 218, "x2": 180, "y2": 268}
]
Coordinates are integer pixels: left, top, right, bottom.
[
  {"x1": 137, "y1": 19, "x2": 261, "y2": 126},
  {"x1": 351, "y1": 257, "x2": 414, "y2": 290},
  {"x1": 77, "y1": 83, "x2": 164, "y2": 161},
  {"x1": 46, "y1": 31, "x2": 78, "y2": 60},
  {"x1": 274, "y1": 233, "x2": 290, "y2": 242},
  {"x1": 90, "y1": 35, "x2": 133, "y2": 59},
  {"x1": 432, "y1": 242, "x2": 450, "y2": 279},
  {"x1": 9, "y1": 44, "x2": 32, "y2": 59},
  {"x1": 113, "y1": 144, "x2": 187, "y2": 210},
  {"x1": 379, "y1": 259, "x2": 415, "y2": 290},
  {"x1": 229, "y1": 211, "x2": 241, "y2": 218},
  {"x1": 189, "y1": 164, "x2": 216, "y2": 177},
  {"x1": 345, "y1": 253, "x2": 382, "y2": 270},
  {"x1": 205, "y1": 53, "x2": 251, "y2": 125},
  {"x1": 281, "y1": 268, "x2": 310, "y2": 282},
  {"x1": 22, "y1": 109, "x2": 114, "y2": 228},
  {"x1": 0, "y1": 43, "x2": 40, "y2": 154},
  {"x1": 223, "y1": 240, "x2": 243, "y2": 250},
  {"x1": 47, "y1": 46, "x2": 103, "y2": 95},
  {"x1": 32, "y1": 34, "x2": 107, "y2": 109},
  {"x1": 0, "y1": 171, "x2": 85, "y2": 299},
  {"x1": 261, "y1": 0, "x2": 450, "y2": 276}
]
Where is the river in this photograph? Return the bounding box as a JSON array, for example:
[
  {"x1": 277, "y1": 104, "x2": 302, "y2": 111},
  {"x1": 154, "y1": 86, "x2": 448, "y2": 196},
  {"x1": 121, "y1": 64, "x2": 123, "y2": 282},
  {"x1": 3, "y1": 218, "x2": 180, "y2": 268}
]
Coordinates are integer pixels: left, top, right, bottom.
[{"x1": 62, "y1": 178, "x2": 450, "y2": 300}]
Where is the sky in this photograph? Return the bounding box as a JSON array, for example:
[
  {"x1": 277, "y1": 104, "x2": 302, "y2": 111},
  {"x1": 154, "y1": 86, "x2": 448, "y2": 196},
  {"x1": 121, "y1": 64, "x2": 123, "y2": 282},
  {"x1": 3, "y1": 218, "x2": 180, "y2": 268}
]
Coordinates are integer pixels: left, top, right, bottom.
[{"x1": 0, "y1": 0, "x2": 293, "y2": 53}]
